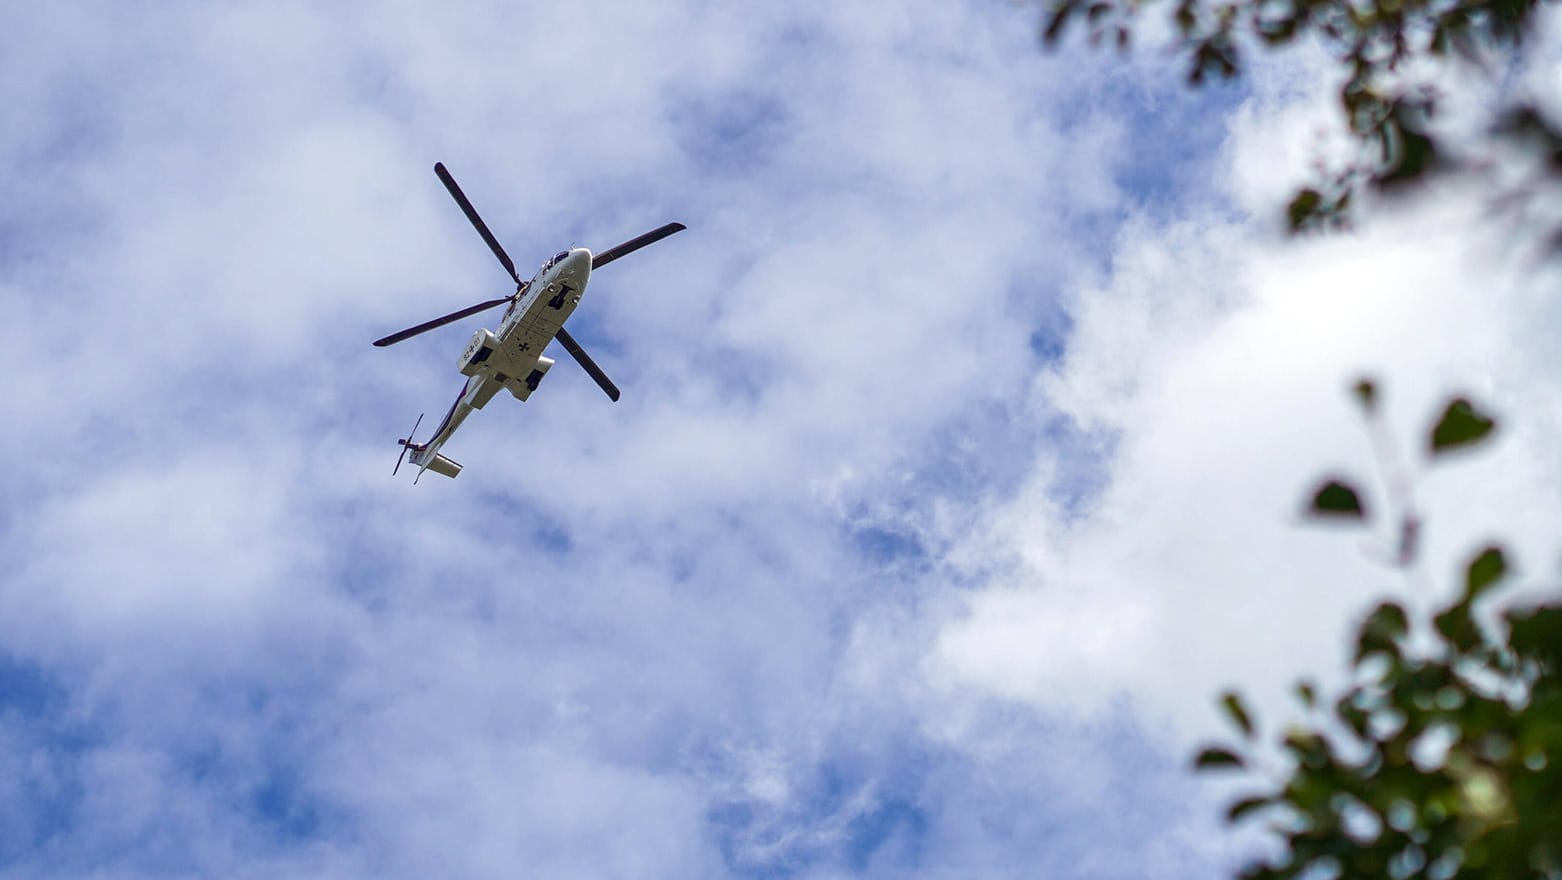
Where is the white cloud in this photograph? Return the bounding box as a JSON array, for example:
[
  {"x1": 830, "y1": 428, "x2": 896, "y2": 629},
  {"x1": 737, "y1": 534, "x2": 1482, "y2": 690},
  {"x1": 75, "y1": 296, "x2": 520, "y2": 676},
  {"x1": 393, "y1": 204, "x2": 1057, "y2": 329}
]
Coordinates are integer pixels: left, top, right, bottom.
[
  {"x1": 926, "y1": 165, "x2": 1562, "y2": 759},
  {"x1": 11, "y1": 1, "x2": 1553, "y2": 878}
]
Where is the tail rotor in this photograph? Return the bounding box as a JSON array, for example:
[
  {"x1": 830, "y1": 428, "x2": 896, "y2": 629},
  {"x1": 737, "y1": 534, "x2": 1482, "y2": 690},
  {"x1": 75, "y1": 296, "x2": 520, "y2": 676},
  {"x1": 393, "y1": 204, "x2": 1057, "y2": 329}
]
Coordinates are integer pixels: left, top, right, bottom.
[{"x1": 393, "y1": 413, "x2": 425, "y2": 476}]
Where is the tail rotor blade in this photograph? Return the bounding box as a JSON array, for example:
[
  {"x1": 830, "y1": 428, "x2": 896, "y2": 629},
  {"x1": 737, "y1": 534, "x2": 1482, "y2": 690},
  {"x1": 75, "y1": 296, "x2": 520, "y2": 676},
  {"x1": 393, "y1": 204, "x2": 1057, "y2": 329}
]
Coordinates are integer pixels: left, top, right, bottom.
[
  {"x1": 393, "y1": 413, "x2": 425, "y2": 476},
  {"x1": 373, "y1": 295, "x2": 514, "y2": 347},
  {"x1": 554, "y1": 327, "x2": 621, "y2": 402},
  {"x1": 591, "y1": 222, "x2": 686, "y2": 270},
  {"x1": 435, "y1": 162, "x2": 522, "y2": 286}
]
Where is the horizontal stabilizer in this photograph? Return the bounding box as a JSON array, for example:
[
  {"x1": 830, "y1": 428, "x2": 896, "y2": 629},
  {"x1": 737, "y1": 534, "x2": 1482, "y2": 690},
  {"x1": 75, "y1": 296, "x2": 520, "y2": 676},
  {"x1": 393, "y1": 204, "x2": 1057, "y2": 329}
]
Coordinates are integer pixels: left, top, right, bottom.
[{"x1": 418, "y1": 452, "x2": 463, "y2": 479}]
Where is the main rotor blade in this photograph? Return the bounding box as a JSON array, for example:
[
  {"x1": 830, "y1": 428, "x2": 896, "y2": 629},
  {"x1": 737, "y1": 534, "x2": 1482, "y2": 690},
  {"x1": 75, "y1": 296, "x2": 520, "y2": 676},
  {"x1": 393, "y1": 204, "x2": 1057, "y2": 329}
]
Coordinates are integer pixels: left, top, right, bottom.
[
  {"x1": 373, "y1": 296, "x2": 512, "y2": 347},
  {"x1": 591, "y1": 222, "x2": 686, "y2": 270},
  {"x1": 434, "y1": 162, "x2": 522, "y2": 286},
  {"x1": 554, "y1": 327, "x2": 621, "y2": 402}
]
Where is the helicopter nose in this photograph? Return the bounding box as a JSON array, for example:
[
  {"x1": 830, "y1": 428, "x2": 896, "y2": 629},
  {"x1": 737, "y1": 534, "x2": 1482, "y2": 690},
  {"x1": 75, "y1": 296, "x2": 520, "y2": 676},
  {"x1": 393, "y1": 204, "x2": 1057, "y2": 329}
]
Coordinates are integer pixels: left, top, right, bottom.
[{"x1": 563, "y1": 247, "x2": 592, "y2": 279}]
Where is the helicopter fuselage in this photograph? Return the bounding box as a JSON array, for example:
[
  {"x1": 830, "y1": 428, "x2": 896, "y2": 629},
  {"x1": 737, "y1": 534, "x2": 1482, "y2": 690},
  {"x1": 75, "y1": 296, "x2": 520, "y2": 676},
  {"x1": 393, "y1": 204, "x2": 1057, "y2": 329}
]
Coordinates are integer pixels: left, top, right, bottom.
[{"x1": 405, "y1": 248, "x2": 592, "y2": 479}]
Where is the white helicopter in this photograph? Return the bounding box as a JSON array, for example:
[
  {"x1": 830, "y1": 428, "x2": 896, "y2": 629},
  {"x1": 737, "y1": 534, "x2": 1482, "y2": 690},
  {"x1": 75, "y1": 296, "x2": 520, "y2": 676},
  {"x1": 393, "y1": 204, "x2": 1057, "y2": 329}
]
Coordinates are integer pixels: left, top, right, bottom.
[{"x1": 376, "y1": 162, "x2": 684, "y2": 481}]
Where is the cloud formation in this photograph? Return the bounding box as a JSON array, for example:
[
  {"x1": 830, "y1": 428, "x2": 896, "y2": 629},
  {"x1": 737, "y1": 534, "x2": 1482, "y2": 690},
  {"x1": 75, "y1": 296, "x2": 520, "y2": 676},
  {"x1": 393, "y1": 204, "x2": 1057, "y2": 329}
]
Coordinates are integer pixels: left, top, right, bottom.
[{"x1": 6, "y1": 2, "x2": 1557, "y2": 879}]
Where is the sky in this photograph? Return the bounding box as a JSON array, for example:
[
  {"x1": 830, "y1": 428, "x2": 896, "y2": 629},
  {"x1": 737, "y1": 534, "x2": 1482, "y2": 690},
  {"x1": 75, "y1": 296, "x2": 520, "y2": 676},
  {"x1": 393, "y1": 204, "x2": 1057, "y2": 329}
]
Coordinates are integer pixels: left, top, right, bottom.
[{"x1": 3, "y1": 2, "x2": 1561, "y2": 878}]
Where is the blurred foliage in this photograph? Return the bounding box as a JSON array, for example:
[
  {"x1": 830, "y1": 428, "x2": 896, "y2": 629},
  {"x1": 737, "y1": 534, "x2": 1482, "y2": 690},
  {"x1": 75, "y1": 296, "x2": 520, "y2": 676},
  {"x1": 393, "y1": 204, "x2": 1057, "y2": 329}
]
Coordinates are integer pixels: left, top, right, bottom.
[
  {"x1": 1429, "y1": 397, "x2": 1499, "y2": 456},
  {"x1": 1200, "y1": 387, "x2": 1562, "y2": 878},
  {"x1": 1035, "y1": 0, "x2": 1562, "y2": 863},
  {"x1": 1310, "y1": 478, "x2": 1368, "y2": 518},
  {"x1": 1041, "y1": 0, "x2": 1561, "y2": 230}
]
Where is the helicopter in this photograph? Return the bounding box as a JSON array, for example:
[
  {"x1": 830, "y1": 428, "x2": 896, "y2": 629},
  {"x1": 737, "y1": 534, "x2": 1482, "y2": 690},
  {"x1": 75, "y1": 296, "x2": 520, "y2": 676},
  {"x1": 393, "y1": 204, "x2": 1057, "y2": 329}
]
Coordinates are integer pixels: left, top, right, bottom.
[{"x1": 375, "y1": 162, "x2": 684, "y2": 481}]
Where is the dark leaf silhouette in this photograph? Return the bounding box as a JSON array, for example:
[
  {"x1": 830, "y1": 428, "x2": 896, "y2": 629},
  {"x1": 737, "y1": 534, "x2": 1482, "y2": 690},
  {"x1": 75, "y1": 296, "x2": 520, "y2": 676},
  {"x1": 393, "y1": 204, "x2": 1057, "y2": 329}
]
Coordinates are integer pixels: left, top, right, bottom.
[
  {"x1": 1308, "y1": 479, "x2": 1366, "y2": 519},
  {"x1": 1429, "y1": 397, "x2": 1497, "y2": 456}
]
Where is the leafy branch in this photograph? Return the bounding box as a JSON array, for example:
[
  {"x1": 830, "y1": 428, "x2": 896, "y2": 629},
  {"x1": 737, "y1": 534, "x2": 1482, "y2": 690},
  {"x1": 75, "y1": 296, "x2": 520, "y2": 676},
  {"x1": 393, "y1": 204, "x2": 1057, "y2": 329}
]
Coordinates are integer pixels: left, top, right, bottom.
[
  {"x1": 1040, "y1": 0, "x2": 1561, "y2": 231},
  {"x1": 1196, "y1": 389, "x2": 1562, "y2": 878}
]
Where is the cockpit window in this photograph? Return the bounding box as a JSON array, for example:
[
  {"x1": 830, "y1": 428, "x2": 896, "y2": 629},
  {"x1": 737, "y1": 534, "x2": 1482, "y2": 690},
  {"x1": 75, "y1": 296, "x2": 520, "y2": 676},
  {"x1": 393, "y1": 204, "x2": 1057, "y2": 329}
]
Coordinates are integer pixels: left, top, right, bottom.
[{"x1": 546, "y1": 251, "x2": 569, "y2": 268}]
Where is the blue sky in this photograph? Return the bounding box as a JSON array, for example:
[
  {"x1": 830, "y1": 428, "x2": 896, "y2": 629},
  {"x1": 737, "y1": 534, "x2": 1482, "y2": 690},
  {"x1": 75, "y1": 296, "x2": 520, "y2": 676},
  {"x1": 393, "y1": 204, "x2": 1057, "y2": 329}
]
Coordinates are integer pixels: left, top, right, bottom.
[{"x1": 5, "y1": 2, "x2": 1562, "y2": 878}]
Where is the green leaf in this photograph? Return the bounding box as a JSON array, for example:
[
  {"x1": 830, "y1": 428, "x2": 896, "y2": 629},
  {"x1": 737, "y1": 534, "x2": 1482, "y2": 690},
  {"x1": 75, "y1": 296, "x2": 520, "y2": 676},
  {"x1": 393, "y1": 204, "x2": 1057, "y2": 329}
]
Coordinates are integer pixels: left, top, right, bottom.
[
  {"x1": 1377, "y1": 118, "x2": 1439, "y2": 188},
  {"x1": 1352, "y1": 377, "x2": 1378, "y2": 416},
  {"x1": 1295, "y1": 680, "x2": 1318, "y2": 710},
  {"x1": 1194, "y1": 745, "x2": 1246, "y2": 770},
  {"x1": 1337, "y1": 695, "x2": 1371, "y2": 738},
  {"x1": 1226, "y1": 794, "x2": 1274, "y2": 823},
  {"x1": 1464, "y1": 545, "x2": 1507, "y2": 602},
  {"x1": 1507, "y1": 605, "x2": 1562, "y2": 670},
  {"x1": 1434, "y1": 601, "x2": 1480, "y2": 654},
  {"x1": 1288, "y1": 188, "x2": 1323, "y2": 230},
  {"x1": 1355, "y1": 601, "x2": 1408, "y2": 664},
  {"x1": 1280, "y1": 728, "x2": 1331, "y2": 770},
  {"x1": 1221, "y1": 690, "x2": 1256, "y2": 738},
  {"x1": 1043, "y1": 1, "x2": 1078, "y2": 42},
  {"x1": 1429, "y1": 397, "x2": 1497, "y2": 456},
  {"x1": 1308, "y1": 479, "x2": 1366, "y2": 519}
]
